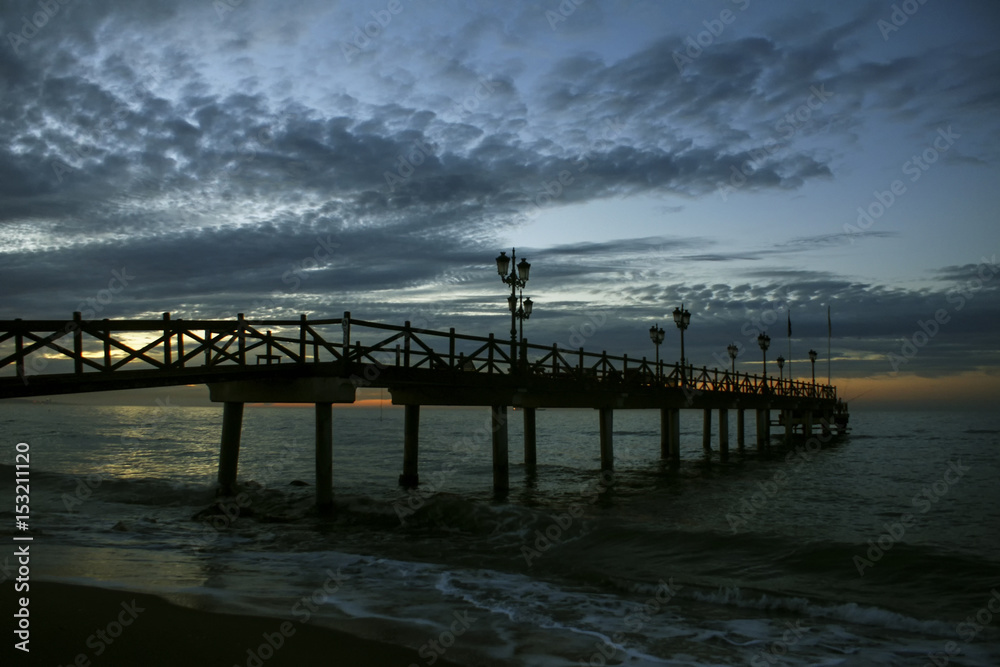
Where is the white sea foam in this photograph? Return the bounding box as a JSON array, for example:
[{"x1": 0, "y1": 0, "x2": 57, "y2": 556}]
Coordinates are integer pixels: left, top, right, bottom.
[{"x1": 688, "y1": 586, "x2": 955, "y2": 637}]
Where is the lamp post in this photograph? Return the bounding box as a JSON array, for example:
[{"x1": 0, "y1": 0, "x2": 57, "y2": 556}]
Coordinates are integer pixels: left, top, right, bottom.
[
  {"x1": 809, "y1": 349, "x2": 818, "y2": 389},
  {"x1": 649, "y1": 323, "x2": 665, "y2": 381},
  {"x1": 507, "y1": 292, "x2": 533, "y2": 350},
  {"x1": 727, "y1": 343, "x2": 739, "y2": 376},
  {"x1": 757, "y1": 332, "x2": 770, "y2": 382},
  {"x1": 496, "y1": 248, "x2": 530, "y2": 366},
  {"x1": 672, "y1": 304, "x2": 691, "y2": 384},
  {"x1": 776, "y1": 355, "x2": 784, "y2": 391}
]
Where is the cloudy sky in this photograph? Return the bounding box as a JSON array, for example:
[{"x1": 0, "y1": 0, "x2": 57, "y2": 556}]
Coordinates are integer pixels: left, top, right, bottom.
[{"x1": 2, "y1": 0, "x2": 999, "y2": 408}]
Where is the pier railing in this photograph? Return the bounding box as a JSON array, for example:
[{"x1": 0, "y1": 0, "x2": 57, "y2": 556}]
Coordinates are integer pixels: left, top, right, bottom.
[{"x1": 0, "y1": 312, "x2": 835, "y2": 400}]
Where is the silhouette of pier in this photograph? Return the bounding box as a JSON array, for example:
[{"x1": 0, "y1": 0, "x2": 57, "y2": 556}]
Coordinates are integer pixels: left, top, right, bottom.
[{"x1": 0, "y1": 312, "x2": 846, "y2": 509}]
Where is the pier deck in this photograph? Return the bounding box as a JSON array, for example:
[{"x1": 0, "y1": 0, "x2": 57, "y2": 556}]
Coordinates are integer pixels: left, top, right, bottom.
[{"x1": 0, "y1": 312, "x2": 847, "y2": 506}]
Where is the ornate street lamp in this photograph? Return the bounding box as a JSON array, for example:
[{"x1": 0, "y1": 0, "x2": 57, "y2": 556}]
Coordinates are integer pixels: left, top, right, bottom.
[
  {"x1": 809, "y1": 349, "x2": 818, "y2": 387},
  {"x1": 776, "y1": 355, "x2": 784, "y2": 390},
  {"x1": 757, "y1": 331, "x2": 770, "y2": 379},
  {"x1": 496, "y1": 249, "x2": 531, "y2": 366},
  {"x1": 519, "y1": 296, "x2": 533, "y2": 344},
  {"x1": 672, "y1": 304, "x2": 691, "y2": 384},
  {"x1": 649, "y1": 323, "x2": 665, "y2": 381},
  {"x1": 727, "y1": 343, "x2": 739, "y2": 376}
]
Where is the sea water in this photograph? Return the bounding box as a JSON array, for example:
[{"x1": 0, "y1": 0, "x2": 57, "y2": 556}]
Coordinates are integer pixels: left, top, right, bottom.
[{"x1": 2, "y1": 402, "x2": 998, "y2": 665}]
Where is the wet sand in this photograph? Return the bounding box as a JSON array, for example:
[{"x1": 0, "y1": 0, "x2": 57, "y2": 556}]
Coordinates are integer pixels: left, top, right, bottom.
[{"x1": 25, "y1": 581, "x2": 461, "y2": 666}]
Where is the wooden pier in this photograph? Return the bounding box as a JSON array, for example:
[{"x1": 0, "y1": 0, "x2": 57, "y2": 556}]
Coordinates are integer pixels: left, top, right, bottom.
[{"x1": 0, "y1": 312, "x2": 847, "y2": 508}]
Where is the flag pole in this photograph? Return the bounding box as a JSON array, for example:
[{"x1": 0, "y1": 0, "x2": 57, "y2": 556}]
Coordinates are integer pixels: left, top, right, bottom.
[
  {"x1": 827, "y1": 305, "x2": 832, "y2": 385},
  {"x1": 787, "y1": 310, "x2": 792, "y2": 382}
]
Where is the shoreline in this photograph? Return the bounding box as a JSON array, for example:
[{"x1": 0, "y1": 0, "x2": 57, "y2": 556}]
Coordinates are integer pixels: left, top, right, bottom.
[{"x1": 22, "y1": 581, "x2": 463, "y2": 667}]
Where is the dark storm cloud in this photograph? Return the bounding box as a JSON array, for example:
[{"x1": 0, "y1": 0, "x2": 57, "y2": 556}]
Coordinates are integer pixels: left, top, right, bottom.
[
  {"x1": 778, "y1": 231, "x2": 899, "y2": 250},
  {"x1": 934, "y1": 261, "x2": 1000, "y2": 284},
  {"x1": 535, "y1": 14, "x2": 1000, "y2": 169},
  {"x1": 4, "y1": 3, "x2": 993, "y2": 239},
  {"x1": 538, "y1": 236, "x2": 708, "y2": 258},
  {"x1": 561, "y1": 271, "x2": 1000, "y2": 380}
]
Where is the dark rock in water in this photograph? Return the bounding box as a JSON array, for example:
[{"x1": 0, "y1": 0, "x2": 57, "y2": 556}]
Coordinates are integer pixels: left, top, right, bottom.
[
  {"x1": 112, "y1": 521, "x2": 128, "y2": 532},
  {"x1": 290, "y1": 479, "x2": 310, "y2": 487}
]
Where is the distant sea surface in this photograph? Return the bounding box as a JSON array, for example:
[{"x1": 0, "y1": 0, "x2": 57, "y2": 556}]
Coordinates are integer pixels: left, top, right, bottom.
[{"x1": 2, "y1": 402, "x2": 999, "y2": 666}]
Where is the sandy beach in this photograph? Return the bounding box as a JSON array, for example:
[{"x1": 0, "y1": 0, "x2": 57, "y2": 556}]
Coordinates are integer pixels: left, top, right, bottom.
[{"x1": 24, "y1": 581, "x2": 461, "y2": 667}]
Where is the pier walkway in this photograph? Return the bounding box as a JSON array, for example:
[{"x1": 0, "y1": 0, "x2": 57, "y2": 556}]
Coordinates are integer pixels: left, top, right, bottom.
[{"x1": 0, "y1": 312, "x2": 845, "y2": 507}]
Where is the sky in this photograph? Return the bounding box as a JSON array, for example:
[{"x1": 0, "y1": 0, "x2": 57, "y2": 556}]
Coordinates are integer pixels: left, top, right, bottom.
[{"x1": 2, "y1": 0, "x2": 999, "y2": 409}]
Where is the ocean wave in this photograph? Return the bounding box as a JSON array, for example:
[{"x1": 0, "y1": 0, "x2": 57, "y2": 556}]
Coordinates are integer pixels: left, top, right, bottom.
[
  {"x1": 687, "y1": 585, "x2": 956, "y2": 637},
  {"x1": 391, "y1": 492, "x2": 596, "y2": 548}
]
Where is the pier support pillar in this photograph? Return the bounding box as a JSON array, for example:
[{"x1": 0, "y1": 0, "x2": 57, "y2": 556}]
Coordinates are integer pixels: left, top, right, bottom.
[
  {"x1": 523, "y1": 407, "x2": 537, "y2": 470},
  {"x1": 821, "y1": 411, "x2": 832, "y2": 437},
  {"x1": 702, "y1": 409, "x2": 712, "y2": 454},
  {"x1": 755, "y1": 409, "x2": 767, "y2": 452},
  {"x1": 399, "y1": 404, "x2": 420, "y2": 487},
  {"x1": 737, "y1": 409, "x2": 745, "y2": 451},
  {"x1": 719, "y1": 409, "x2": 729, "y2": 461},
  {"x1": 491, "y1": 405, "x2": 509, "y2": 494},
  {"x1": 803, "y1": 408, "x2": 813, "y2": 438},
  {"x1": 217, "y1": 401, "x2": 244, "y2": 495},
  {"x1": 659, "y1": 408, "x2": 670, "y2": 459},
  {"x1": 669, "y1": 408, "x2": 681, "y2": 465},
  {"x1": 315, "y1": 402, "x2": 333, "y2": 512},
  {"x1": 599, "y1": 408, "x2": 614, "y2": 471},
  {"x1": 783, "y1": 409, "x2": 793, "y2": 446}
]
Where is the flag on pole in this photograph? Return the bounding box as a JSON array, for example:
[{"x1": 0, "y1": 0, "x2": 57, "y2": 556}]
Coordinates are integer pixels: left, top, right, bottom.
[{"x1": 787, "y1": 310, "x2": 792, "y2": 337}]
